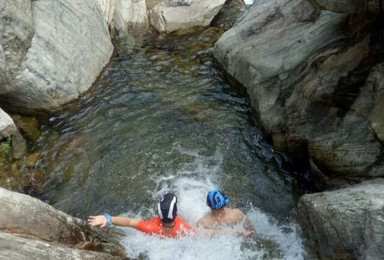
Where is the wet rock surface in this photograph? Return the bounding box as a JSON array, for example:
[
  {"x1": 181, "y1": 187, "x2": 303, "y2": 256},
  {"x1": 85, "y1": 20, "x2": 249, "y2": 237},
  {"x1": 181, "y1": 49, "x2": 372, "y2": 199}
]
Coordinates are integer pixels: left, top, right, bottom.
[
  {"x1": 0, "y1": 232, "x2": 126, "y2": 260},
  {"x1": 0, "y1": 187, "x2": 126, "y2": 258},
  {"x1": 214, "y1": 0, "x2": 384, "y2": 183},
  {"x1": 11, "y1": 114, "x2": 41, "y2": 144},
  {"x1": 296, "y1": 179, "x2": 384, "y2": 260}
]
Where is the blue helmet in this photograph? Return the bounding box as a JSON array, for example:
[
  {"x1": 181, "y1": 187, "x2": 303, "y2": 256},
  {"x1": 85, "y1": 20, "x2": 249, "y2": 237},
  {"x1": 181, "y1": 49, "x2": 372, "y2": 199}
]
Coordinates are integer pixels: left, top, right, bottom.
[{"x1": 206, "y1": 189, "x2": 229, "y2": 210}]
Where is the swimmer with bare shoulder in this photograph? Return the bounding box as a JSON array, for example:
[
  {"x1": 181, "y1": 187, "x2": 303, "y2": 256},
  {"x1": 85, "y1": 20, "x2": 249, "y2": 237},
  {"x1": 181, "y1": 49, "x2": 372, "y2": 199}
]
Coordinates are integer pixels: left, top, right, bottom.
[{"x1": 197, "y1": 189, "x2": 255, "y2": 233}]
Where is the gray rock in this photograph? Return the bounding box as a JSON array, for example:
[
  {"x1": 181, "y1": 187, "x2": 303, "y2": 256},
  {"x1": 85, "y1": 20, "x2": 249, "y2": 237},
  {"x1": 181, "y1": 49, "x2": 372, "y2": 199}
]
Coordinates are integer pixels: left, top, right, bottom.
[
  {"x1": 214, "y1": 0, "x2": 383, "y2": 179},
  {"x1": 11, "y1": 130, "x2": 27, "y2": 160},
  {"x1": 296, "y1": 179, "x2": 384, "y2": 260},
  {"x1": 0, "y1": 108, "x2": 16, "y2": 140},
  {"x1": 149, "y1": 0, "x2": 226, "y2": 33},
  {"x1": 352, "y1": 63, "x2": 384, "y2": 143},
  {"x1": 308, "y1": 0, "x2": 382, "y2": 14},
  {"x1": 0, "y1": 0, "x2": 34, "y2": 89},
  {"x1": 146, "y1": 0, "x2": 163, "y2": 9},
  {"x1": 114, "y1": 0, "x2": 149, "y2": 37},
  {"x1": 98, "y1": 0, "x2": 116, "y2": 27},
  {"x1": 0, "y1": 187, "x2": 125, "y2": 257},
  {"x1": 0, "y1": 0, "x2": 113, "y2": 113},
  {"x1": 0, "y1": 232, "x2": 126, "y2": 260},
  {"x1": 165, "y1": 0, "x2": 193, "y2": 7},
  {"x1": 211, "y1": 1, "x2": 246, "y2": 31}
]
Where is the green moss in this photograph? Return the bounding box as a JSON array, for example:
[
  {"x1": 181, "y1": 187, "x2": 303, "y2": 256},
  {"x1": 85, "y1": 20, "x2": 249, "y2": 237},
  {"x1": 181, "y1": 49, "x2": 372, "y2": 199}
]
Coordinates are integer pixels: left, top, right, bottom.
[{"x1": 0, "y1": 137, "x2": 12, "y2": 162}]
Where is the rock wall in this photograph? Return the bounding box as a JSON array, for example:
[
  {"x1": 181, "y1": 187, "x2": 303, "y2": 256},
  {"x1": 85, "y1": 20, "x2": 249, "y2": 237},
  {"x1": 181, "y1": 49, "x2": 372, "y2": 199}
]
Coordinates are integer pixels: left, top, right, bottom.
[
  {"x1": 296, "y1": 180, "x2": 384, "y2": 260},
  {"x1": 214, "y1": 0, "x2": 384, "y2": 184},
  {"x1": 0, "y1": 187, "x2": 126, "y2": 258}
]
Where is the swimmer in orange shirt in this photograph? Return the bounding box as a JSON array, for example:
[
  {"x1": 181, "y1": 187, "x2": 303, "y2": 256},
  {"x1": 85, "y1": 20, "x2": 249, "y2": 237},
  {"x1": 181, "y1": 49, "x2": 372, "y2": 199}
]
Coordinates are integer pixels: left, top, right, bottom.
[{"x1": 88, "y1": 193, "x2": 253, "y2": 238}]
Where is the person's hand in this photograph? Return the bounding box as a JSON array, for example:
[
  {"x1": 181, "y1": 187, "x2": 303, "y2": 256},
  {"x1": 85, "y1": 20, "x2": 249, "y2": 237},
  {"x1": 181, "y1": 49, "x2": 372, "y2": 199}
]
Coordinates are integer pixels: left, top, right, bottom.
[{"x1": 88, "y1": 215, "x2": 108, "y2": 228}]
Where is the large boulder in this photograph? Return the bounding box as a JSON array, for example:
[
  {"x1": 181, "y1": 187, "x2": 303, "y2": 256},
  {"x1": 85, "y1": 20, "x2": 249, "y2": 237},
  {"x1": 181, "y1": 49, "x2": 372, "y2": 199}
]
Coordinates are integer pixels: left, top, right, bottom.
[
  {"x1": 0, "y1": 187, "x2": 125, "y2": 257},
  {"x1": 214, "y1": 0, "x2": 383, "y2": 181},
  {"x1": 149, "y1": 0, "x2": 226, "y2": 33},
  {"x1": 0, "y1": 0, "x2": 113, "y2": 113},
  {"x1": 296, "y1": 179, "x2": 384, "y2": 260},
  {"x1": 309, "y1": 0, "x2": 382, "y2": 14}
]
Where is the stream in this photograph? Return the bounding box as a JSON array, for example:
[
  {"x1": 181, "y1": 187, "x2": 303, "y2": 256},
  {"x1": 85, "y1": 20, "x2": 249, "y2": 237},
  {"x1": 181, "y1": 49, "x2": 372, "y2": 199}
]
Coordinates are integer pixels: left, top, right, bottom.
[{"x1": 30, "y1": 28, "x2": 308, "y2": 259}]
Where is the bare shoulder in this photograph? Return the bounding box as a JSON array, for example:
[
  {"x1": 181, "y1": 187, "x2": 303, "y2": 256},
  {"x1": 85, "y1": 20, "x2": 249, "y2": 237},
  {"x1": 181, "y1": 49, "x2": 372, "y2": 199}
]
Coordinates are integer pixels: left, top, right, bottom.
[
  {"x1": 230, "y1": 208, "x2": 245, "y2": 217},
  {"x1": 227, "y1": 208, "x2": 245, "y2": 221},
  {"x1": 197, "y1": 214, "x2": 211, "y2": 227}
]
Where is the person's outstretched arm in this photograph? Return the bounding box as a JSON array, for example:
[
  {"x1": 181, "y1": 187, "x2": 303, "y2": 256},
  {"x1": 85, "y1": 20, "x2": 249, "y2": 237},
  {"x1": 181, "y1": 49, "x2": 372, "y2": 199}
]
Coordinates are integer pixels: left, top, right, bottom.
[{"x1": 88, "y1": 215, "x2": 140, "y2": 228}]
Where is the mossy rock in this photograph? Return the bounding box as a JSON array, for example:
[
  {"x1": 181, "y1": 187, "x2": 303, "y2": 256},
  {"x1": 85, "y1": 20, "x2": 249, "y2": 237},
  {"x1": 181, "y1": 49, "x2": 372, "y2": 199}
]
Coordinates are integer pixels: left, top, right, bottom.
[{"x1": 12, "y1": 115, "x2": 41, "y2": 143}]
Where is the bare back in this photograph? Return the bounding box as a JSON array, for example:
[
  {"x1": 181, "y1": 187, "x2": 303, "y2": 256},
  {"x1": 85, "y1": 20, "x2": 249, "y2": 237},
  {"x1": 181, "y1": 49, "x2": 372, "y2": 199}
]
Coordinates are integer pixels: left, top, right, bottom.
[{"x1": 197, "y1": 208, "x2": 250, "y2": 229}]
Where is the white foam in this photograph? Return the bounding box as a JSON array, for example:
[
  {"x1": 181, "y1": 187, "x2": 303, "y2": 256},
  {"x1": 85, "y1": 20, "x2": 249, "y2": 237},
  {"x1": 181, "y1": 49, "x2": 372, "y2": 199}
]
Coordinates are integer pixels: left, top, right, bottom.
[
  {"x1": 244, "y1": 0, "x2": 254, "y2": 5},
  {"x1": 120, "y1": 147, "x2": 306, "y2": 259}
]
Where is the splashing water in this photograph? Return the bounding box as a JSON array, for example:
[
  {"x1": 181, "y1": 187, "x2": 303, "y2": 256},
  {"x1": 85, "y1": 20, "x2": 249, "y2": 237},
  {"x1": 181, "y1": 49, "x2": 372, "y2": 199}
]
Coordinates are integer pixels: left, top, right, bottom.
[{"x1": 119, "y1": 147, "x2": 306, "y2": 260}]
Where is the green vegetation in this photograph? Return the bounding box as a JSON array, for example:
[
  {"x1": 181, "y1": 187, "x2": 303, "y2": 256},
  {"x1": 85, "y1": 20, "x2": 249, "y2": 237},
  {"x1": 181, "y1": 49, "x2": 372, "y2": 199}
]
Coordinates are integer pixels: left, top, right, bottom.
[{"x1": 0, "y1": 136, "x2": 12, "y2": 162}]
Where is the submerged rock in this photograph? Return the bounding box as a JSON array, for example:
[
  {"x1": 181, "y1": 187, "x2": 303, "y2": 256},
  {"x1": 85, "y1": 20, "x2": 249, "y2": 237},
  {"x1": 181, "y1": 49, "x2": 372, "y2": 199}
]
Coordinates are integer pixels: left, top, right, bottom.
[
  {"x1": 12, "y1": 114, "x2": 40, "y2": 143},
  {"x1": 296, "y1": 180, "x2": 384, "y2": 260},
  {"x1": 11, "y1": 130, "x2": 27, "y2": 160},
  {"x1": 149, "y1": 0, "x2": 226, "y2": 33},
  {"x1": 0, "y1": 187, "x2": 126, "y2": 258}
]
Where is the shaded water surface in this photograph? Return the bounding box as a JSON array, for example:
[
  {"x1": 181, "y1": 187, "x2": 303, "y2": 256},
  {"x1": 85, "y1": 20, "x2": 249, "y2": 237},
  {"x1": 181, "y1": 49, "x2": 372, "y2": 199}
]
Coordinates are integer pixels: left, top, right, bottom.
[{"x1": 30, "y1": 28, "x2": 307, "y2": 259}]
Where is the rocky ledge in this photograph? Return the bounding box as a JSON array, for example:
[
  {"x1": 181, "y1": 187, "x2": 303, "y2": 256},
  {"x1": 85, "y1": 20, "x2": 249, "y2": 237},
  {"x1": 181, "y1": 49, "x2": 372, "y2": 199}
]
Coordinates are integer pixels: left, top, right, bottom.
[
  {"x1": 0, "y1": 187, "x2": 126, "y2": 259},
  {"x1": 296, "y1": 179, "x2": 384, "y2": 260}
]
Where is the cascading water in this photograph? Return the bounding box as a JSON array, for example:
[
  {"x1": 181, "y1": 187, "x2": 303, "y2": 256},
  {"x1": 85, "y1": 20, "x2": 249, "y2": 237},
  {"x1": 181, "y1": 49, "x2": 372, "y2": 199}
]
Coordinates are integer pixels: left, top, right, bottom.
[{"x1": 29, "y1": 28, "x2": 309, "y2": 259}]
